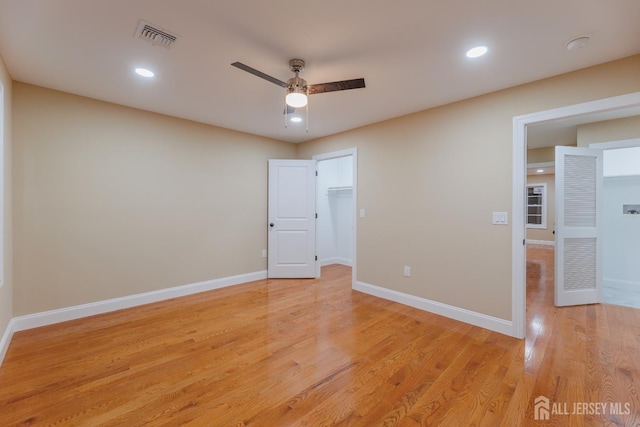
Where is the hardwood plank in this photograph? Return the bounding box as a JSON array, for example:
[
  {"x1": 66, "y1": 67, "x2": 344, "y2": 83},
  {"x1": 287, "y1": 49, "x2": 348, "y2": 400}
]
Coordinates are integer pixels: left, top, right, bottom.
[{"x1": 1, "y1": 255, "x2": 639, "y2": 425}]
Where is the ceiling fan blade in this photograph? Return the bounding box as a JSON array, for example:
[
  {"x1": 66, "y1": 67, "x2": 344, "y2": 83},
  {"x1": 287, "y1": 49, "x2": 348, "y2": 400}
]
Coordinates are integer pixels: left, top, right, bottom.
[
  {"x1": 231, "y1": 62, "x2": 289, "y2": 88},
  {"x1": 308, "y1": 78, "x2": 365, "y2": 95}
]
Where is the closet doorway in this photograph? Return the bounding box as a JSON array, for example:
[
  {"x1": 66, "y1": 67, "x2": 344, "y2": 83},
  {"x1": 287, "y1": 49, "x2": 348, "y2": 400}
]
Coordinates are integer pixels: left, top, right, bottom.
[{"x1": 313, "y1": 148, "x2": 357, "y2": 284}]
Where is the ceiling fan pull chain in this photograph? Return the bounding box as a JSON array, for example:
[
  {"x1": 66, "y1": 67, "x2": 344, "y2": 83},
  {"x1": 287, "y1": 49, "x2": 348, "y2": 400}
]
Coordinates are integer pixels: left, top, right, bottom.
[
  {"x1": 305, "y1": 101, "x2": 309, "y2": 133},
  {"x1": 284, "y1": 94, "x2": 288, "y2": 128}
]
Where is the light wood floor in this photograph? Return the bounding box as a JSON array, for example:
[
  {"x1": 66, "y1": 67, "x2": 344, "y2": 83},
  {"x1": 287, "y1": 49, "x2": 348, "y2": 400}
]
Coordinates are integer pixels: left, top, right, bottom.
[{"x1": 1, "y1": 250, "x2": 639, "y2": 426}]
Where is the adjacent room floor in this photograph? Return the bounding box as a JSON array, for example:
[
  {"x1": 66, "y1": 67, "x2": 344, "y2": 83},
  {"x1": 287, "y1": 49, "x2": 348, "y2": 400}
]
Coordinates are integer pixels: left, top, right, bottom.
[
  {"x1": 527, "y1": 244, "x2": 640, "y2": 309},
  {"x1": 1, "y1": 258, "x2": 639, "y2": 425}
]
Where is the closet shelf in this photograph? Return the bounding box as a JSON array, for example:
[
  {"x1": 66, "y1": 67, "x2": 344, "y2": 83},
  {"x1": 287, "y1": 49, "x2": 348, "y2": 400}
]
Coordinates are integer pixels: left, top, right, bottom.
[{"x1": 327, "y1": 186, "x2": 353, "y2": 195}]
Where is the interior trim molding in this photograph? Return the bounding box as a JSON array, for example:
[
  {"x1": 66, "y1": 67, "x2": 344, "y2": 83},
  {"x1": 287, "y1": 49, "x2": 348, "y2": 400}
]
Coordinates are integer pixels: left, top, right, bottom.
[
  {"x1": 354, "y1": 281, "x2": 513, "y2": 337},
  {"x1": 527, "y1": 161, "x2": 555, "y2": 169},
  {"x1": 526, "y1": 239, "x2": 555, "y2": 246},
  {"x1": 10, "y1": 270, "x2": 267, "y2": 333},
  {"x1": 589, "y1": 138, "x2": 640, "y2": 150},
  {"x1": 604, "y1": 278, "x2": 640, "y2": 292},
  {"x1": 0, "y1": 318, "x2": 16, "y2": 365}
]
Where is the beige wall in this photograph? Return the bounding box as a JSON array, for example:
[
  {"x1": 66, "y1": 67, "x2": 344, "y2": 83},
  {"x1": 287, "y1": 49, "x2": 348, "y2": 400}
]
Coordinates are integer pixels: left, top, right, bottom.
[
  {"x1": 577, "y1": 115, "x2": 640, "y2": 147},
  {"x1": 527, "y1": 146, "x2": 555, "y2": 164},
  {"x1": 299, "y1": 55, "x2": 640, "y2": 320},
  {"x1": 13, "y1": 83, "x2": 296, "y2": 315},
  {"x1": 526, "y1": 174, "x2": 555, "y2": 242},
  {"x1": 8, "y1": 54, "x2": 640, "y2": 324},
  {"x1": 0, "y1": 55, "x2": 12, "y2": 335}
]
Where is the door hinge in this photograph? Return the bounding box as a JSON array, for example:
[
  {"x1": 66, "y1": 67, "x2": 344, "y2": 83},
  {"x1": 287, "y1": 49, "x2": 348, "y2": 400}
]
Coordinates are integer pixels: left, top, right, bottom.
[
  {"x1": 315, "y1": 170, "x2": 318, "y2": 176},
  {"x1": 315, "y1": 256, "x2": 318, "y2": 261},
  {"x1": 315, "y1": 213, "x2": 318, "y2": 219},
  {"x1": 523, "y1": 239, "x2": 526, "y2": 246}
]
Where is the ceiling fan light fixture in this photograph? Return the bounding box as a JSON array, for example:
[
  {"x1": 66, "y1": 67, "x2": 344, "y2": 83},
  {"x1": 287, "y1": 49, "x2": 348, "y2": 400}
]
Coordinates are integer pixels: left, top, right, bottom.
[
  {"x1": 286, "y1": 75, "x2": 308, "y2": 108},
  {"x1": 286, "y1": 91, "x2": 308, "y2": 108}
]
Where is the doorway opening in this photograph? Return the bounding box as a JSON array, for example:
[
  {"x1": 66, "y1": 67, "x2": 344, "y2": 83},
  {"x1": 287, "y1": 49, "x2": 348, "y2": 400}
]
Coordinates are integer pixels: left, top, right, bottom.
[
  {"x1": 525, "y1": 140, "x2": 640, "y2": 315},
  {"x1": 512, "y1": 91, "x2": 640, "y2": 338},
  {"x1": 593, "y1": 141, "x2": 640, "y2": 309},
  {"x1": 312, "y1": 148, "x2": 357, "y2": 286}
]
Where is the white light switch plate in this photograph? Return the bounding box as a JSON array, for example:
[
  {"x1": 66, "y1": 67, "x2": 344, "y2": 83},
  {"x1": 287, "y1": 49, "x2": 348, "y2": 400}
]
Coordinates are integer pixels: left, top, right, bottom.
[{"x1": 492, "y1": 212, "x2": 508, "y2": 225}]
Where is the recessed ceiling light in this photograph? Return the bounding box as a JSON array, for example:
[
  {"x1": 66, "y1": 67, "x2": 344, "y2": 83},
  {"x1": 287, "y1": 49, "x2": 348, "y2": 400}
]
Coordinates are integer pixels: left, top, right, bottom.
[
  {"x1": 466, "y1": 46, "x2": 488, "y2": 58},
  {"x1": 135, "y1": 67, "x2": 154, "y2": 78},
  {"x1": 536, "y1": 169, "x2": 544, "y2": 173},
  {"x1": 290, "y1": 117, "x2": 302, "y2": 123}
]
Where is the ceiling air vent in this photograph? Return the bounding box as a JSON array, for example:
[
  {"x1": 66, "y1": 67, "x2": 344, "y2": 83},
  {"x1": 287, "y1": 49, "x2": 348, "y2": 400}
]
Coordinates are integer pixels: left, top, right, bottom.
[{"x1": 135, "y1": 20, "x2": 177, "y2": 49}]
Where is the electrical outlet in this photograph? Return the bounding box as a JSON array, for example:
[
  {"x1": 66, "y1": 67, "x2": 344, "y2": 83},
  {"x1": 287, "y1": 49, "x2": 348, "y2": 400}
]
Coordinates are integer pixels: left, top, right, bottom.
[
  {"x1": 403, "y1": 266, "x2": 411, "y2": 277},
  {"x1": 262, "y1": 249, "x2": 267, "y2": 258}
]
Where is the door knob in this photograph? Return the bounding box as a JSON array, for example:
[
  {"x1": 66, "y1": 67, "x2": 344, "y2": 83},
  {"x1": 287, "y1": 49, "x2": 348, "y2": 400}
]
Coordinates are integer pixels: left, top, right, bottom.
[{"x1": 269, "y1": 223, "x2": 274, "y2": 227}]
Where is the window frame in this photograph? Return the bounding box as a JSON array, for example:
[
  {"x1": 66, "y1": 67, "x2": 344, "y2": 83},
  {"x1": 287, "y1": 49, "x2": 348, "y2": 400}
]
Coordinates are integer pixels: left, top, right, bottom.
[{"x1": 526, "y1": 182, "x2": 547, "y2": 229}]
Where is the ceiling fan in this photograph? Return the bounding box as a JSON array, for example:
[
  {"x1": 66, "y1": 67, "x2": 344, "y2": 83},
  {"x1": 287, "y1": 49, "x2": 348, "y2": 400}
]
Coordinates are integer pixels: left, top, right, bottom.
[{"x1": 231, "y1": 59, "x2": 365, "y2": 112}]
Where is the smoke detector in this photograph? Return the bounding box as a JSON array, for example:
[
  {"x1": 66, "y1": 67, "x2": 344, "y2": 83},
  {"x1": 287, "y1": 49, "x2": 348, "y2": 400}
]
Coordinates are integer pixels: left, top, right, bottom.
[
  {"x1": 135, "y1": 20, "x2": 178, "y2": 49},
  {"x1": 566, "y1": 36, "x2": 590, "y2": 51}
]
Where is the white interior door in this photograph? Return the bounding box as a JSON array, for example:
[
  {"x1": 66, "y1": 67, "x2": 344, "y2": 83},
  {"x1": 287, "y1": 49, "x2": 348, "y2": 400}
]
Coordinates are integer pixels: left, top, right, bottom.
[
  {"x1": 554, "y1": 146, "x2": 602, "y2": 306},
  {"x1": 268, "y1": 159, "x2": 317, "y2": 278}
]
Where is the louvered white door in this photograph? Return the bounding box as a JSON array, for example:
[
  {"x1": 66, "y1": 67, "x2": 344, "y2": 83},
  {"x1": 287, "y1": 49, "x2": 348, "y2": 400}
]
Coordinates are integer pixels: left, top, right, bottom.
[{"x1": 554, "y1": 146, "x2": 602, "y2": 306}]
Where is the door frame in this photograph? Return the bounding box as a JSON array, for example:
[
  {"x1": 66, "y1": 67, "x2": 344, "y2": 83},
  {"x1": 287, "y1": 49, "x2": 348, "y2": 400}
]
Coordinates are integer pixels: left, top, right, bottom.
[
  {"x1": 312, "y1": 148, "x2": 358, "y2": 286},
  {"x1": 511, "y1": 91, "x2": 640, "y2": 339}
]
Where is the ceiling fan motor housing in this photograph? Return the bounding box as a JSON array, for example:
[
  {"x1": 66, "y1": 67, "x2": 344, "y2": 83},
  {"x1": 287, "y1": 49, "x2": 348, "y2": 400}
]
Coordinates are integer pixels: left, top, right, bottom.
[
  {"x1": 289, "y1": 58, "x2": 305, "y2": 73},
  {"x1": 288, "y1": 59, "x2": 307, "y2": 92},
  {"x1": 287, "y1": 76, "x2": 307, "y2": 91}
]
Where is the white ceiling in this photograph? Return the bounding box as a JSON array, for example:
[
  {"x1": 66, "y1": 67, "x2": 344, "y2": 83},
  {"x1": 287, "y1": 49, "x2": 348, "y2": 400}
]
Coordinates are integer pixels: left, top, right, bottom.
[{"x1": 1, "y1": 0, "x2": 639, "y2": 143}]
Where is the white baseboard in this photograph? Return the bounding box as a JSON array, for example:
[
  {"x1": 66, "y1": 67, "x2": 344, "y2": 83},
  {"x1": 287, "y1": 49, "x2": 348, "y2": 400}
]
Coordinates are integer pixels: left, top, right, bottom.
[
  {"x1": 3, "y1": 272, "x2": 515, "y2": 367},
  {"x1": 526, "y1": 239, "x2": 555, "y2": 246},
  {"x1": 0, "y1": 318, "x2": 16, "y2": 365},
  {"x1": 11, "y1": 270, "x2": 267, "y2": 333},
  {"x1": 320, "y1": 257, "x2": 352, "y2": 267},
  {"x1": 354, "y1": 281, "x2": 514, "y2": 337},
  {"x1": 604, "y1": 278, "x2": 640, "y2": 292}
]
